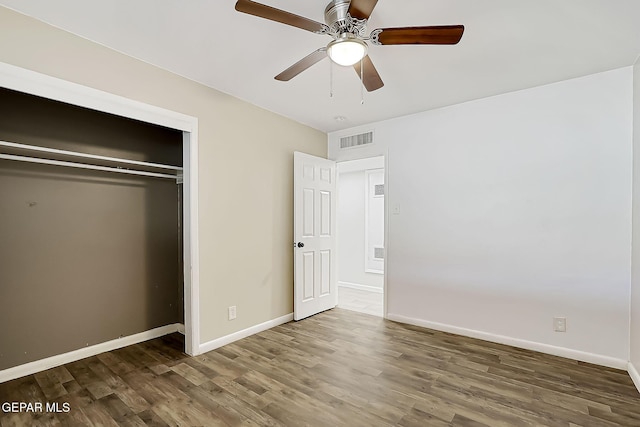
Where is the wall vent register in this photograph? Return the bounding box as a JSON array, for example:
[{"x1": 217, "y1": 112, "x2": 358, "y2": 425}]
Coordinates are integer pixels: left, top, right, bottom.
[
  {"x1": 374, "y1": 247, "x2": 384, "y2": 260},
  {"x1": 340, "y1": 131, "x2": 373, "y2": 149}
]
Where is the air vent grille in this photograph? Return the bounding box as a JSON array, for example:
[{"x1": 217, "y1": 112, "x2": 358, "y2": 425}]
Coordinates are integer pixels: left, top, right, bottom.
[
  {"x1": 374, "y1": 247, "x2": 384, "y2": 260},
  {"x1": 340, "y1": 131, "x2": 373, "y2": 149},
  {"x1": 374, "y1": 184, "x2": 384, "y2": 196}
]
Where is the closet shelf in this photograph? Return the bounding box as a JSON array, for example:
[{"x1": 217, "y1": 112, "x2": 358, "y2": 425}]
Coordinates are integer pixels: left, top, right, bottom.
[{"x1": 0, "y1": 140, "x2": 182, "y2": 181}]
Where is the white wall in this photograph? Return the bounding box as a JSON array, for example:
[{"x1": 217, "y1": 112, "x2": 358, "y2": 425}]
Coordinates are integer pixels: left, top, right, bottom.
[
  {"x1": 329, "y1": 67, "x2": 633, "y2": 366},
  {"x1": 631, "y1": 61, "x2": 640, "y2": 384},
  {"x1": 338, "y1": 158, "x2": 384, "y2": 291}
]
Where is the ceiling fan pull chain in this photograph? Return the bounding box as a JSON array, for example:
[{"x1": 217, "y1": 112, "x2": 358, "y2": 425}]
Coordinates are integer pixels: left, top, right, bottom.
[{"x1": 360, "y1": 58, "x2": 364, "y2": 105}]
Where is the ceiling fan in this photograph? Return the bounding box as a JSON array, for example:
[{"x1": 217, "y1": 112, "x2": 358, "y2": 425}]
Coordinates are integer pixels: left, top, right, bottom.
[{"x1": 235, "y1": 0, "x2": 464, "y2": 92}]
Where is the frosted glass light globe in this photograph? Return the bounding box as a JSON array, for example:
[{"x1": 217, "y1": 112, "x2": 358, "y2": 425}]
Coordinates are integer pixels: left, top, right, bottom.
[{"x1": 327, "y1": 37, "x2": 367, "y2": 66}]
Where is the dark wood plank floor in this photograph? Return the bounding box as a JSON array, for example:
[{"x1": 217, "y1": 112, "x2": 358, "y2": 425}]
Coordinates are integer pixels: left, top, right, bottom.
[{"x1": 1, "y1": 308, "x2": 639, "y2": 426}]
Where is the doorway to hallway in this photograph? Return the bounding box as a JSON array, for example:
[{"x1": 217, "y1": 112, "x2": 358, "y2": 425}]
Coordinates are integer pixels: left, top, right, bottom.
[{"x1": 336, "y1": 156, "x2": 385, "y2": 317}]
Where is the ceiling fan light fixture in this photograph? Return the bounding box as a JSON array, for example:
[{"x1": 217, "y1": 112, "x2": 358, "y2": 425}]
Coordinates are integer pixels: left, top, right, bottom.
[{"x1": 327, "y1": 36, "x2": 367, "y2": 66}]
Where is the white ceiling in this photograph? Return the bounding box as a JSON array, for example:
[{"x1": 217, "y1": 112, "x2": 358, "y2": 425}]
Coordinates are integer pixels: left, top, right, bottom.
[{"x1": 2, "y1": 0, "x2": 640, "y2": 132}]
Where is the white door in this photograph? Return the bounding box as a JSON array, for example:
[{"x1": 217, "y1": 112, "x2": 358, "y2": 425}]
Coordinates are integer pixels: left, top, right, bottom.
[{"x1": 294, "y1": 151, "x2": 337, "y2": 321}]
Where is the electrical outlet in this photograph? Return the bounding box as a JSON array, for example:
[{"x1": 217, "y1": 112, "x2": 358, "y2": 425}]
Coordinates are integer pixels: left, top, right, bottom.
[
  {"x1": 228, "y1": 305, "x2": 237, "y2": 320},
  {"x1": 553, "y1": 317, "x2": 566, "y2": 332}
]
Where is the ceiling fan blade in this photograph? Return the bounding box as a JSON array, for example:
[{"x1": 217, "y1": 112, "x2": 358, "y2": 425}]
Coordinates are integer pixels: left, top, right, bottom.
[
  {"x1": 354, "y1": 55, "x2": 384, "y2": 92},
  {"x1": 348, "y1": 0, "x2": 379, "y2": 20},
  {"x1": 374, "y1": 25, "x2": 464, "y2": 45},
  {"x1": 235, "y1": 0, "x2": 326, "y2": 33},
  {"x1": 275, "y1": 49, "x2": 327, "y2": 81}
]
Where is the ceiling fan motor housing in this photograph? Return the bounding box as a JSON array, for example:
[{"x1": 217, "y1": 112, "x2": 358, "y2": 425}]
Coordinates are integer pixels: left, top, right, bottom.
[
  {"x1": 324, "y1": 0, "x2": 366, "y2": 36},
  {"x1": 324, "y1": 0, "x2": 350, "y2": 26}
]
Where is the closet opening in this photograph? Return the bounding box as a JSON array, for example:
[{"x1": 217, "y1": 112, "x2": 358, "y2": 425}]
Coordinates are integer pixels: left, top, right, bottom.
[{"x1": 0, "y1": 70, "x2": 199, "y2": 381}]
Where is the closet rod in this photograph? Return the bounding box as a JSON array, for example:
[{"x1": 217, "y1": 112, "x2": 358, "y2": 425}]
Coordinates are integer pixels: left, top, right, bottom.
[
  {"x1": 0, "y1": 140, "x2": 183, "y2": 171},
  {"x1": 0, "y1": 153, "x2": 179, "y2": 180}
]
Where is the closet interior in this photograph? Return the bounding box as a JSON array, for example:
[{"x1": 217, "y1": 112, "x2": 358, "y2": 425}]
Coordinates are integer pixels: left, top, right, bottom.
[{"x1": 0, "y1": 87, "x2": 184, "y2": 370}]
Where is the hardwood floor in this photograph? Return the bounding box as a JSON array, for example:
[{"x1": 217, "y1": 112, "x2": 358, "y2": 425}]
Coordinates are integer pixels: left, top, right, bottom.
[{"x1": 1, "y1": 308, "x2": 640, "y2": 426}]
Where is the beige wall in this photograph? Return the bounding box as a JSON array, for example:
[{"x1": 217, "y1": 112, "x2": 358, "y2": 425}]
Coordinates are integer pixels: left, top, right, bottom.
[{"x1": 0, "y1": 7, "x2": 327, "y2": 346}]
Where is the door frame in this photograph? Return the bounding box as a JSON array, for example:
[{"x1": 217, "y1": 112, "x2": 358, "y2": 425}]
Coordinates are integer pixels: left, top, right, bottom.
[
  {"x1": 0, "y1": 61, "x2": 201, "y2": 355},
  {"x1": 336, "y1": 154, "x2": 388, "y2": 318}
]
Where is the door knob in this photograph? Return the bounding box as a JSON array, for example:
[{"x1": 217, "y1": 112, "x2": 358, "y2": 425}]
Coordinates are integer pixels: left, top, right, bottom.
[{"x1": 297, "y1": 242, "x2": 304, "y2": 248}]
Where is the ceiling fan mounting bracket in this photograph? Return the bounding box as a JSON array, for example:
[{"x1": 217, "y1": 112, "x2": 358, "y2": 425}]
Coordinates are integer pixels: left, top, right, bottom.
[
  {"x1": 314, "y1": 24, "x2": 333, "y2": 36},
  {"x1": 369, "y1": 28, "x2": 382, "y2": 45}
]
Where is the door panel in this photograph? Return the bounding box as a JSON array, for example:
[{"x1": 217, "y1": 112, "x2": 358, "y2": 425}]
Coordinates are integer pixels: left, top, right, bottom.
[
  {"x1": 320, "y1": 250, "x2": 331, "y2": 296},
  {"x1": 303, "y1": 252, "x2": 314, "y2": 301},
  {"x1": 294, "y1": 152, "x2": 337, "y2": 320},
  {"x1": 320, "y1": 191, "x2": 331, "y2": 236},
  {"x1": 303, "y1": 189, "x2": 315, "y2": 237}
]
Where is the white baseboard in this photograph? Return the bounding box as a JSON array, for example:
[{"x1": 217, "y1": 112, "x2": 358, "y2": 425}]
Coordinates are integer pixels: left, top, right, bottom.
[
  {"x1": 338, "y1": 281, "x2": 384, "y2": 294},
  {"x1": 199, "y1": 313, "x2": 293, "y2": 354},
  {"x1": 0, "y1": 324, "x2": 180, "y2": 383},
  {"x1": 629, "y1": 362, "x2": 640, "y2": 393},
  {"x1": 386, "y1": 313, "x2": 628, "y2": 370},
  {"x1": 177, "y1": 323, "x2": 185, "y2": 335}
]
